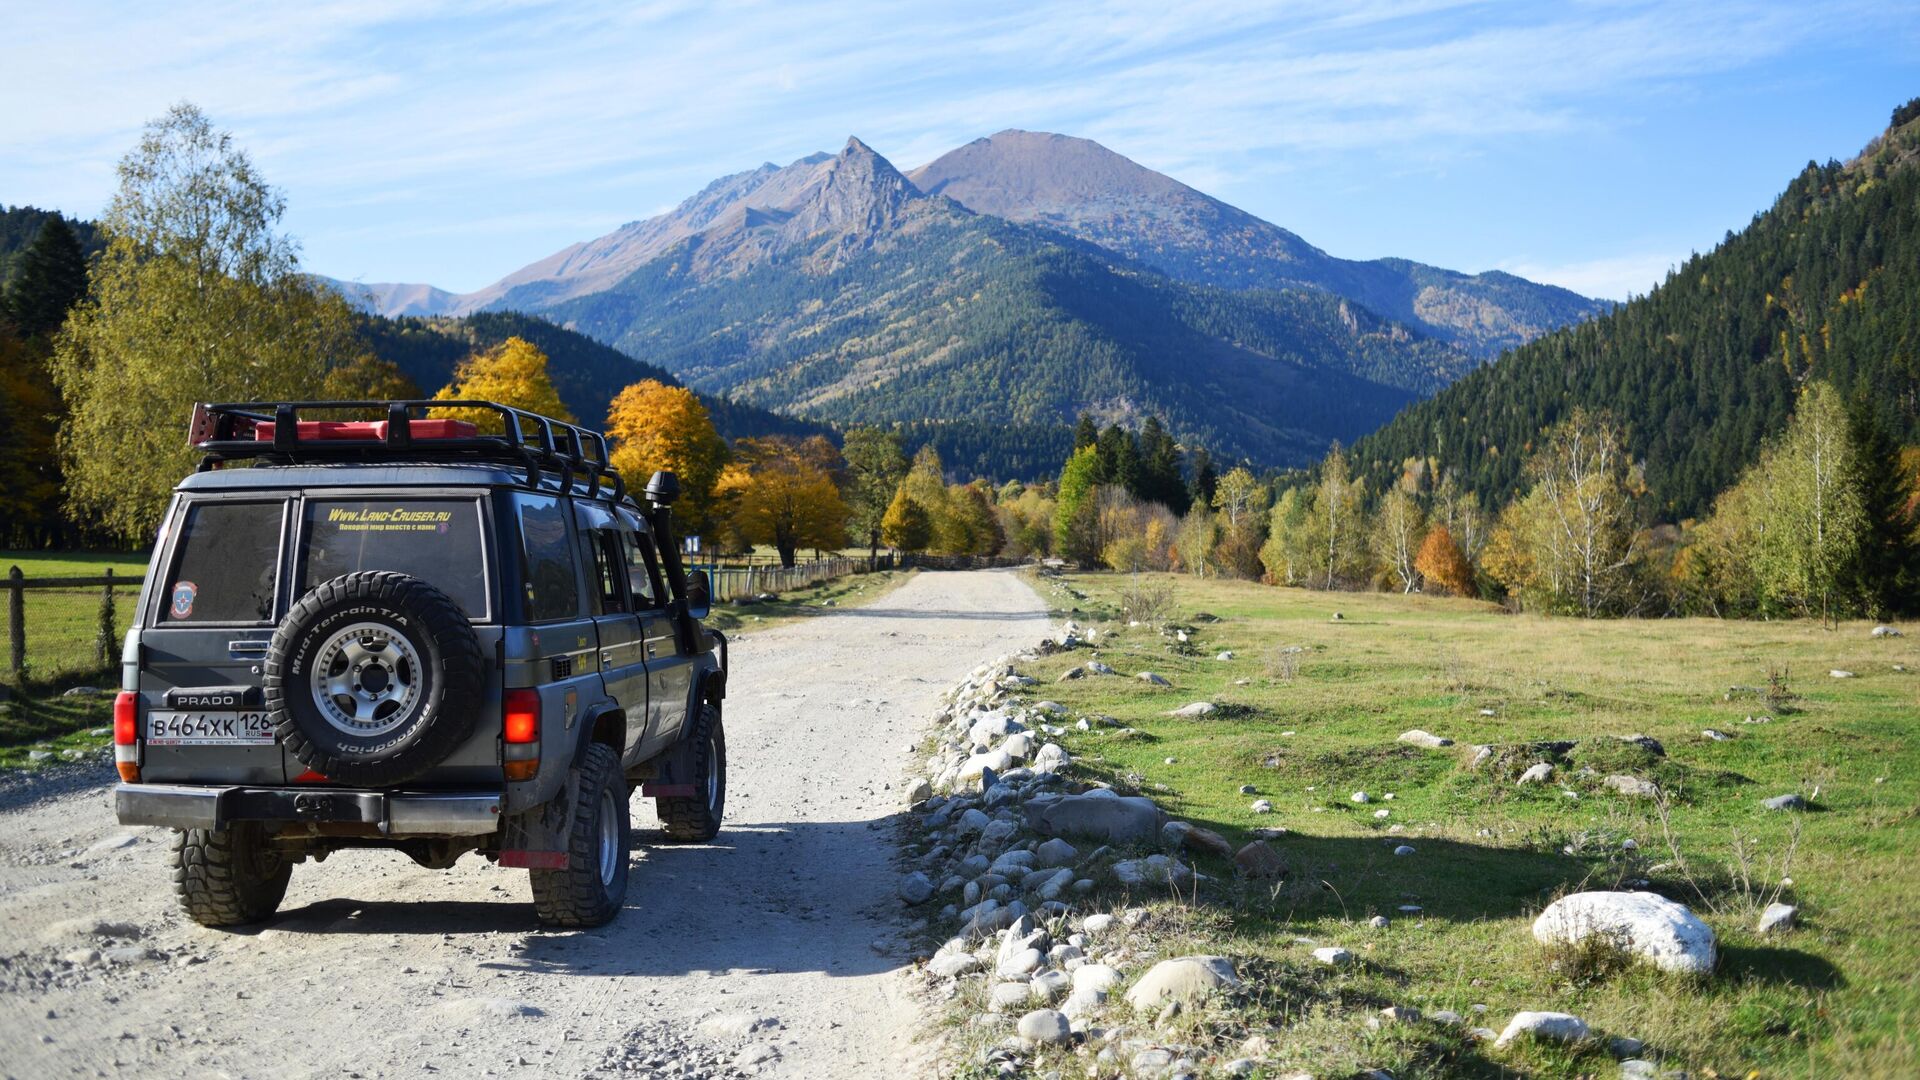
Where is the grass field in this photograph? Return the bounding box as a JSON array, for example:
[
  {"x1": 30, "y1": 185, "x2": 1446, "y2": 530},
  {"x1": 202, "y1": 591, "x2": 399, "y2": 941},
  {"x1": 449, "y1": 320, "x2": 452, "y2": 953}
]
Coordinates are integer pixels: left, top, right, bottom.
[
  {"x1": 0, "y1": 550, "x2": 149, "y2": 687},
  {"x1": 1011, "y1": 570, "x2": 1917, "y2": 1078}
]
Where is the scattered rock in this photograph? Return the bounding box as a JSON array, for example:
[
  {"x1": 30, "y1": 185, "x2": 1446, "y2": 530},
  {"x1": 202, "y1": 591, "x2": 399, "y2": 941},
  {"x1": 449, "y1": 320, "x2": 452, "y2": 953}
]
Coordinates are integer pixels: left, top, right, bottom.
[
  {"x1": 930, "y1": 953, "x2": 986, "y2": 978},
  {"x1": 1609, "y1": 1036, "x2": 1647, "y2": 1059},
  {"x1": 1602, "y1": 775, "x2": 1659, "y2": 799},
  {"x1": 1871, "y1": 624, "x2": 1902, "y2": 637},
  {"x1": 1494, "y1": 1010, "x2": 1589, "y2": 1048},
  {"x1": 1017, "y1": 1008, "x2": 1072, "y2": 1045},
  {"x1": 1137, "y1": 671, "x2": 1171, "y2": 687},
  {"x1": 1351, "y1": 791, "x2": 1370, "y2": 804},
  {"x1": 1312, "y1": 946, "x2": 1353, "y2": 967},
  {"x1": 1829, "y1": 669, "x2": 1856, "y2": 678},
  {"x1": 1028, "y1": 792, "x2": 1166, "y2": 844},
  {"x1": 1216, "y1": 651, "x2": 1234, "y2": 661},
  {"x1": 1392, "y1": 845, "x2": 1416, "y2": 857},
  {"x1": 1368, "y1": 915, "x2": 1390, "y2": 929},
  {"x1": 1086, "y1": 661, "x2": 1117, "y2": 676},
  {"x1": 1168, "y1": 701, "x2": 1217, "y2": 717},
  {"x1": 1533, "y1": 891, "x2": 1717, "y2": 974},
  {"x1": 1123, "y1": 956, "x2": 1240, "y2": 1010},
  {"x1": 1518, "y1": 762, "x2": 1555, "y2": 784},
  {"x1": 1701, "y1": 729, "x2": 1734, "y2": 742},
  {"x1": 1035, "y1": 837, "x2": 1079, "y2": 867},
  {"x1": 1249, "y1": 799, "x2": 1274, "y2": 814},
  {"x1": 1757, "y1": 902, "x2": 1798, "y2": 934},
  {"x1": 1398, "y1": 729, "x2": 1454, "y2": 749},
  {"x1": 1233, "y1": 840, "x2": 1286, "y2": 879},
  {"x1": 1081, "y1": 913, "x2": 1117, "y2": 935},
  {"x1": 898, "y1": 871, "x2": 936, "y2": 905},
  {"x1": 1762, "y1": 793, "x2": 1808, "y2": 811}
]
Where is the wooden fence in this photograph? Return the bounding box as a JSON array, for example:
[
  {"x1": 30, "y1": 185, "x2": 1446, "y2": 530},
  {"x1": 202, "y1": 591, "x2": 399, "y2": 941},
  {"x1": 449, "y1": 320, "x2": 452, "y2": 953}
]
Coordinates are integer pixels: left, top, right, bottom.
[
  {"x1": 4, "y1": 552, "x2": 895, "y2": 677},
  {"x1": 690, "y1": 554, "x2": 890, "y2": 602},
  {"x1": 4, "y1": 567, "x2": 140, "y2": 678}
]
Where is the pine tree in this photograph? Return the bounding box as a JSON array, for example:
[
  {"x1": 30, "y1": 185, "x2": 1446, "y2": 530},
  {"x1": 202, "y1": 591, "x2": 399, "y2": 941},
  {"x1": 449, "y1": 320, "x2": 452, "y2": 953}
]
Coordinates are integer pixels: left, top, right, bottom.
[
  {"x1": 1072, "y1": 414, "x2": 1099, "y2": 451},
  {"x1": 4, "y1": 215, "x2": 89, "y2": 339}
]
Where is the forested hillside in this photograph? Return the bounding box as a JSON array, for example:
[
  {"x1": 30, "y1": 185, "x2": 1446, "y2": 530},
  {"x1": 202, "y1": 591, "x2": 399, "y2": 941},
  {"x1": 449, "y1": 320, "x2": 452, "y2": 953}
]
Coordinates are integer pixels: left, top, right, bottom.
[
  {"x1": 355, "y1": 310, "x2": 820, "y2": 439},
  {"x1": 1350, "y1": 108, "x2": 1920, "y2": 519}
]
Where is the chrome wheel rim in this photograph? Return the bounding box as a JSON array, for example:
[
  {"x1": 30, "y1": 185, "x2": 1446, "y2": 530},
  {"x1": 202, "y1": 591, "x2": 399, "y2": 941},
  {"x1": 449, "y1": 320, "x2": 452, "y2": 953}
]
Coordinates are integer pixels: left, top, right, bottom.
[
  {"x1": 597, "y1": 785, "x2": 620, "y2": 887},
  {"x1": 310, "y1": 622, "x2": 424, "y2": 738}
]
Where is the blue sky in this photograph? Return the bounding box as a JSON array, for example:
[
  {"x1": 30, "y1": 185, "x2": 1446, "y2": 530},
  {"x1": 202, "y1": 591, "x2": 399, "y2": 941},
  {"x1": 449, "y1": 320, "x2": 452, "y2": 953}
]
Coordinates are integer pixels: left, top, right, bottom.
[{"x1": 3, "y1": 1, "x2": 1915, "y2": 300}]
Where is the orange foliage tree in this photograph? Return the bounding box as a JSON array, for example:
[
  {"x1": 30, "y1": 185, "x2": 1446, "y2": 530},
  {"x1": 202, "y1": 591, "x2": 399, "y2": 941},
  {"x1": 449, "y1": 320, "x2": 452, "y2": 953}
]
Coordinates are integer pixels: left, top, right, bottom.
[
  {"x1": 1414, "y1": 525, "x2": 1475, "y2": 597},
  {"x1": 606, "y1": 378, "x2": 729, "y2": 537},
  {"x1": 718, "y1": 436, "x2": 849, "y2": 567}
]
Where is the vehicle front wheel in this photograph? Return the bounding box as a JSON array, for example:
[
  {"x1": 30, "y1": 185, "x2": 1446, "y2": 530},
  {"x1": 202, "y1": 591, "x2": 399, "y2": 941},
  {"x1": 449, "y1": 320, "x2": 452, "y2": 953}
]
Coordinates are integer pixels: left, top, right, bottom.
[
  {"x1": 657, "y1": 704, "x2": 725, "y2": 843},
  {"x1": 530, "y1": 742, "x2": 629, "y2": 927},
  {"x1": 171, "y1": 823, "x2": 292, "y2": 927}
]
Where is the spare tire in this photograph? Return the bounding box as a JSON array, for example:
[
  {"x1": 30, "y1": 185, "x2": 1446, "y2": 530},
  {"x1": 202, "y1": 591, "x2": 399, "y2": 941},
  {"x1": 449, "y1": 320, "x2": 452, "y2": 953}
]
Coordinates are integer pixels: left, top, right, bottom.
[{"x1": 264, "y1": 571, "x2": 485, "y2": 787}]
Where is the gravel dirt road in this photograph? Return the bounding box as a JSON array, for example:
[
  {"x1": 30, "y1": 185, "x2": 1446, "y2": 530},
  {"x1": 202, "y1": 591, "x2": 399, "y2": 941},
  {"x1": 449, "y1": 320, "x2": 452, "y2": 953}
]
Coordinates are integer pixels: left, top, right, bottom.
[{"x1": 0, "y1": 568, "x2": 1046, "y2": 1080}]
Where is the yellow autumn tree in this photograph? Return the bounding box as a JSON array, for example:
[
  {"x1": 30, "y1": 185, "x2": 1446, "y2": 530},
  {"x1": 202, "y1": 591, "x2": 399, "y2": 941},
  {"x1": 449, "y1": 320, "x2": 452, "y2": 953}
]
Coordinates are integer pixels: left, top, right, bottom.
[
  {"x1": 605, "y1": 378, "x2": 729, "y2": 537},
  {"x1": 431, "y1": 336, "x2": 572, "y2": 431},
  {"x1": 718, "y1": 436, "x2": 849, "y2": 567}
]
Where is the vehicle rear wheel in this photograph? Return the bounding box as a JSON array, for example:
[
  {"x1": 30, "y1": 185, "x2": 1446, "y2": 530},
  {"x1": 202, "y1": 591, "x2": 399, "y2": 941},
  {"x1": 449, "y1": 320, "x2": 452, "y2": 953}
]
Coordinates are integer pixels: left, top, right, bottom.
[
  {"x1": 657, "y1": 704, "x2": 725, "y2": 843},
  {"x1": 170, "y1": 823, "x2": 291, "y2": 927},
  {"x1": 529, "y1": 742, "x2": 629, "y2": 927}
]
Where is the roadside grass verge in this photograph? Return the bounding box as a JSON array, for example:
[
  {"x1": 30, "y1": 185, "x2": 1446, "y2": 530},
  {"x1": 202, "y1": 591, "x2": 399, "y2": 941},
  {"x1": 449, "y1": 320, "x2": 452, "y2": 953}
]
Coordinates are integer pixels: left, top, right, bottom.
[
  {"x1": 703, "y1": 567, "x2": 916, "y2": 635},
  {"x1": 1006, "y1": 569, "x2": 1917, "y2": 1077}
]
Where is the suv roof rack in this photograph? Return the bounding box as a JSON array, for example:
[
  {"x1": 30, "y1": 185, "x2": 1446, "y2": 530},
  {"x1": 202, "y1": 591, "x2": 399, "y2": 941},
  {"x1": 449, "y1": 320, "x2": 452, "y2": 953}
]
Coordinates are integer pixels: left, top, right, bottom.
[{"x1": 188, "y1": 399, "x2": 632, "y2": 507}]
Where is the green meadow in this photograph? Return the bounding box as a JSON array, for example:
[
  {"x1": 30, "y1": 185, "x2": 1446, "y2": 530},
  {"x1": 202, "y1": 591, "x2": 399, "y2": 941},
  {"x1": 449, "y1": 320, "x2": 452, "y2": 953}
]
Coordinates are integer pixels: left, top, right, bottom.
[{"x1": 1005, "y1": 569, "x2": 1917, "y2": 1078}]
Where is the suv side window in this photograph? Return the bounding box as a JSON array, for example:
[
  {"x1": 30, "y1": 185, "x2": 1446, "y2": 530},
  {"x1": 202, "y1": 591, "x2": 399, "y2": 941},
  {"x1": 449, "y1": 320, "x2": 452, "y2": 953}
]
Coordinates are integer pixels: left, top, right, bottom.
[
  {"x1": 515, "y1": 495, "x2": 581, "y2": 622},
  {"x1": 582, "y1": 529, "x2": 629, "y2": 615},
  {"x1": 161, "y1": 501, "x2": 284, "y2": 624},
  {"x1": 621, "y1": 531, "x2": 665, "y2": 611}
]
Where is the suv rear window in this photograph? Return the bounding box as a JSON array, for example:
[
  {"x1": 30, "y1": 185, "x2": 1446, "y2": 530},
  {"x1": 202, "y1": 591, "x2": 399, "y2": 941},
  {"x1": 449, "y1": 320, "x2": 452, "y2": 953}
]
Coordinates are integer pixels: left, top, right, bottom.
[
  {"x1": 162, "y1": 501, "x2": 284, "y2": 623},
  {"x1": 300, "y1": 499, "x2": 489, "y2": 619}
]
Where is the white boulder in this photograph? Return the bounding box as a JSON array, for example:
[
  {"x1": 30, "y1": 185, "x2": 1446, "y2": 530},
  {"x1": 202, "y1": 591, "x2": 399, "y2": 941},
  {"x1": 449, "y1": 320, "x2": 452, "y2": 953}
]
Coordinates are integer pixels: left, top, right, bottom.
[{"x1": 1533, "y1": 891, "x2": 1716, "y2": 974}]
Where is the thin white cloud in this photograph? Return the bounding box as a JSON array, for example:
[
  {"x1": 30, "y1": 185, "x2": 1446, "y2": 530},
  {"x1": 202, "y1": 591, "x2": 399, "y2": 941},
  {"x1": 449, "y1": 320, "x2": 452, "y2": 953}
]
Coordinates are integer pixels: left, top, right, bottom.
[{"x1": 1, "y1": 0, "x2": 1901, "y2": 288}]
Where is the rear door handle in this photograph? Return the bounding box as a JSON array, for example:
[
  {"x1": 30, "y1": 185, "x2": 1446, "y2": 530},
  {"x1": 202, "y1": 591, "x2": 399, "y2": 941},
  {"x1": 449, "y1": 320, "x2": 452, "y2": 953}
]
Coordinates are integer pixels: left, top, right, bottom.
[{"x1": 228, "y1": 640, "x2": 270, "y2": 656}]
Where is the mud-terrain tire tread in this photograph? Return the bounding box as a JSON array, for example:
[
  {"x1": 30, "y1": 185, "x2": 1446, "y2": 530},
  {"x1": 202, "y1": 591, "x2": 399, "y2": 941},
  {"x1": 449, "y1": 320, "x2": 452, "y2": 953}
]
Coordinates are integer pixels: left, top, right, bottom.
[
  {"x1": 264, "y1": 571, "x2": 485, "y2": 787},
  {"x1": 170, "y1": 825, "x2": 291, "y2": 927},
  {"x1": 657, "y1": 704, "x2": 725, "y2": 843},
  {"x1": 529, "y1": 742, "x2": 629, "y2": 927}
]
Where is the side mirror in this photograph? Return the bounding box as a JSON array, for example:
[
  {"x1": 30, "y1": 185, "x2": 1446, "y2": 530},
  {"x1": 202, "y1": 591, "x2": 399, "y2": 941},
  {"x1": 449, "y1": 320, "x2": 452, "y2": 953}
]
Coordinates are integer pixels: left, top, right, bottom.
[{"x1": 684, "y1": 569, "x2": 712, "y2": 621}]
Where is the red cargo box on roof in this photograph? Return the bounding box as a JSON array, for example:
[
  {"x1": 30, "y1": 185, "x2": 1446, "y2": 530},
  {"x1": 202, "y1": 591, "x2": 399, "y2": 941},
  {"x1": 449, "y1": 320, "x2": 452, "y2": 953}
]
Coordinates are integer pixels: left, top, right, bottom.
[{"x1": 246, "y1": 419, "x2": 478, "y2": 441}]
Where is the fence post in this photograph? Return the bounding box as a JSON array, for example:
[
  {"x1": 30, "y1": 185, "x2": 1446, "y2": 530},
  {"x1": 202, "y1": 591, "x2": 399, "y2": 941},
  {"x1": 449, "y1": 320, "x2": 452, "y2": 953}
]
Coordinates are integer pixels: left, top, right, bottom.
[
  {"x1": 6, "y1": 566, "x2": 22, "y2": 675},
  {"x1": 97, "y1": 567, "x2": 118, "y2": 668}
]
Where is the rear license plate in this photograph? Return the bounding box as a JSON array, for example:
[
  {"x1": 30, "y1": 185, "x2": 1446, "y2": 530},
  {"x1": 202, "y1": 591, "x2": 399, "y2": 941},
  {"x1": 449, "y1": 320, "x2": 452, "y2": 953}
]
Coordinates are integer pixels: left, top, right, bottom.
[{"x1": 146, "y1": 711, "x2": 275, "y2": 746}]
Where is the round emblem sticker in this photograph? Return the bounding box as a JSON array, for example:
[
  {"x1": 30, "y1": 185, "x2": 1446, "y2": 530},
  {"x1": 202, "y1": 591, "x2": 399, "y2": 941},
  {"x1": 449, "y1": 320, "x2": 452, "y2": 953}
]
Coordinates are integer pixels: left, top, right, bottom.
[{"x1": 170, "y1": 581, "x2": 198, "y2": 619}]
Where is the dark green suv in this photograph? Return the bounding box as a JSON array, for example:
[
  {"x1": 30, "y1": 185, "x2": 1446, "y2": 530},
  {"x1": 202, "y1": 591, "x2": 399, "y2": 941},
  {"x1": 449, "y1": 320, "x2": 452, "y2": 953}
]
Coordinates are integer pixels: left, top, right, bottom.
[{"x1": 111, "y1": 399, "x2": 728, "y2": 928}]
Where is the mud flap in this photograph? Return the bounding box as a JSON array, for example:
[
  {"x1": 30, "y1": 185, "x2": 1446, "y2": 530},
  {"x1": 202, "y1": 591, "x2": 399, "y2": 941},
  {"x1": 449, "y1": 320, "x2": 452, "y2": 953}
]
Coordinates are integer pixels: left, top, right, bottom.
[
  {"x1": 497, "y1": 767, "x2": 579, "y2": 870},
  {"x1": 638, "y1": 735, "x2": 698, "y2": 799}
]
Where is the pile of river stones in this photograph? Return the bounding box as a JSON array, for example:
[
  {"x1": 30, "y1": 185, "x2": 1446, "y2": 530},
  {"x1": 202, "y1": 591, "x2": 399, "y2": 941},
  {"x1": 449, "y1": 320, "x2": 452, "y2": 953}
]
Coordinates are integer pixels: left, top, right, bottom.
[
  {"x1": 899, "y1": 632, "x2": 1760, "y2": 1079},
  {"x1": 903, "y1": 646, "x2": 1272, "y2": 1077}
]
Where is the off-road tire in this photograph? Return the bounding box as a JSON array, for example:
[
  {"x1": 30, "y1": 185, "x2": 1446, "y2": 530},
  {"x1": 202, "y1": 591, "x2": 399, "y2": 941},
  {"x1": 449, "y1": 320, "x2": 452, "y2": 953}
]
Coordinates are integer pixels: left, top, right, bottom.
[
  {"x1": 170, "y1": 824, "x2": 291, "y2": 927},
  {"x1": 657, "y1": 704, "x2": 726, "y2": 843},
  {"x1": 530, "y1": 743, "x2": 630, "y2": 927},
  {"x1": 264, "y1": 571, "x2": 484, "y2": 787}
]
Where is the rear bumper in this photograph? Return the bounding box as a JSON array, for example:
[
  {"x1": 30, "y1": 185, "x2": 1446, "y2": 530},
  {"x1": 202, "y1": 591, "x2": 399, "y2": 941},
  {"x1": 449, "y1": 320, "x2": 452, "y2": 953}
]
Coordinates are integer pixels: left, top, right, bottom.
[{"x1": 114, "y1": 783, "x2": 504, "y2": 837}]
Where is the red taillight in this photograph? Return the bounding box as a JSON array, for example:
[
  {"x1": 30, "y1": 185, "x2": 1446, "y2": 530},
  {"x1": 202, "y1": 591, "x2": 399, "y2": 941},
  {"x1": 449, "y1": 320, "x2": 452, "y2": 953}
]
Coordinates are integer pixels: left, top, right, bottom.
[
  {"x1": 503, "y1": 690, "x2": 540, "y2": 743},
  {"x1": 113, "y1": 692, "x2": 138, "y2": 745}
]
